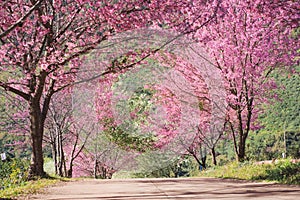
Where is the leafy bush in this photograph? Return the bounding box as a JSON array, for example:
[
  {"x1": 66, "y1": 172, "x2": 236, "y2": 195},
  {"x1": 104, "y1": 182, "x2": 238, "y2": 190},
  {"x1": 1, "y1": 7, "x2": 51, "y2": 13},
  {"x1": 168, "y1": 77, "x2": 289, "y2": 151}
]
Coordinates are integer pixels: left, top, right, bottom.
[
  {"x1": 133, "y1": 156, "x2": 198, "y2": 178},
  {"x1": 257, "y1": 160, "x2": 300, "y2": 184},
  {"x1": 0, "y1": 178, "x2": 60, "y2": 199},
  {"x1": 199, "y1": 159, "x2": 300, "y2": 185},
  {"x1": 0, "y1": 158, "x2": 29, "y2": 190}
]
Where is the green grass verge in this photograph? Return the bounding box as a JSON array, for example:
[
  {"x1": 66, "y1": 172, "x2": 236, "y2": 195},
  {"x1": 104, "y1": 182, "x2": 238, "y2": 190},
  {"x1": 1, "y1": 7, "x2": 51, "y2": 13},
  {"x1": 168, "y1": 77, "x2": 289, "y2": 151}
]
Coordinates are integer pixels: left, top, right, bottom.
[
  {"x1": 0, "y1": 177, "x2": 71, "y2": 199},
  {"x1": 198, "y1": 159, "x2": 300, "y2": 185}
]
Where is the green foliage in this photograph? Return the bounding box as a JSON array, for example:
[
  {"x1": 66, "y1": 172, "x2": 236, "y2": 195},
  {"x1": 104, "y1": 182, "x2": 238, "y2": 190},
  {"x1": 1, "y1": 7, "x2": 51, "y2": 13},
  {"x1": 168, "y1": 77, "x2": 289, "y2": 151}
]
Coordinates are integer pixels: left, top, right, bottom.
[
  {"x1": 102, "y1": 87, "x2": 159, "y2": 152},
  {"x1": 0, "y1": 158, "x2": 70, "y2": 199},
  {"x1": 0, "y1": 90, "x2": 31, "y2": 160},
  {"x1": 285, "y1": 131, "x2": 300, "y2": 158},
  {"x1": 199, "y1": 159, "x2": 300, "y2": 185},
  {"x1": 0, "y1": 178, "x2": 61, "y2": 199},
  {"x1": 0, "y1": 132, "x2": 31, "y2": 160},
  {"x1": 103, "y1": 123, "x2": 157, "y2": 152},
  {"x1": 132, "y1": 153, "x2": 178, "y2": 178},
  {"x1": 260, "y1": 88, "x2": 299, "y2": 134},
  {"x1": 216, "y1": 138, "x2": 236, "y2": 164},
  {"x1": 133, "y1": 164, "x2": 177, "y2": 178},
  {"x1": 254, "y1": 159, "x2": 300, "y2": 185},
  {"x1": 246, "y1": 131, "x2": 281, "y2": 160},
  {"x1": 0, "y1": 158, "x2": 30, "y2": 190},
  {"x1": 199, "y1": 161, "x2": 266, "y2": 180},
  {"x1": 260, "y1": 66, "x2": 299, "y2": 133},
  {"x1": 244, "y1": 67, "x2": 300, "y2": 160},
  {"x1": 102, "y1": 61, "x2": 172, "y2": 152},
  {"x1": 133, "y1": 156, "x2": 198, "y2": 178},
  {"x1": 247, "y1": 131, "x2": 300, "y2": 160}
]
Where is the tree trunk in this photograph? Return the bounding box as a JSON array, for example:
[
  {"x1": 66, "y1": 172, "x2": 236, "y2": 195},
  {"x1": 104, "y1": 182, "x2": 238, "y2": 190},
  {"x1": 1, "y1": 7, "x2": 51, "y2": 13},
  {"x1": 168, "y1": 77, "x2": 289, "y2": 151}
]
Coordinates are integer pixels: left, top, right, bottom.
[
  {"x1": 232, "y1": 131, "x2": 247, "y2": 162},
  {"x1": 67, "y1": 157, "x2": 74, "y2": 178},
  {"x1": 51, "y1": 141, "x2": 58, "y2": 175},
  {"x1": 2, "y1": 70, "x2": 54, "y2": 179},
  {"x1": 199, "y1": 144, "x2": 207, "y2": 169},
  {"x1": 237, "y1": 138, "x2": 246, "y2": 162},
  {"x1": 29, "y1": 130, "x2": 45, "y2": 178},
  {"x1": 63, "y1": 155, "x2": 67, "y2": 177},
  {"x1": 67, "y1": 168, "x2": 73, "y2": 178},
  {"x1": 231, "y1": 106, "x2": 250, "y2": 162},
  {"x1": 211, "y1": 147, "x2": 217, "y2": 165},
  {"x1": 58, "y1": 141, "x2": 64, "y2": 176},
  {"x1": 201, "y1": 156, "x2": 207, "y2": 169},
  {"x1": 28, "y1": 102, "x2": 46, "y2": 178},
  {"x1": 57, "y1": 131, "x2": 62, "y2": 176},
  {"x1": 94, "y1": 158, "x2": 98, "y2": 179}
]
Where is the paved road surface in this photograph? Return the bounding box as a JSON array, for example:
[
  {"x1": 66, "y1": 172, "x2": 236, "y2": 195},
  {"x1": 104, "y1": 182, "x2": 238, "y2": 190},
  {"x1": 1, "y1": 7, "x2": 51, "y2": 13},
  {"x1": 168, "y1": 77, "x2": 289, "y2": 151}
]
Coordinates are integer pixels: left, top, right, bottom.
[{"x1": 28, "y1": 178, "x2": 300, "y2": 200}]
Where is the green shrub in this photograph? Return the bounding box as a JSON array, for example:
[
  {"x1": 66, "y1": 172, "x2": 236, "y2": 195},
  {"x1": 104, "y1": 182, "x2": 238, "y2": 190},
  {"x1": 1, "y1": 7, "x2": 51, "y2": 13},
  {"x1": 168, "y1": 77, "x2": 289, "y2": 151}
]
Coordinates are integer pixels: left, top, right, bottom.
[
  {"x1": 199, "y1": 159, "x2": 300, "y2": 185},
  {"x1": 0, "y1": 158, "x2": 29, "y2": 190},
  {"x1": 0, "y1": 178, "x2": 60, "y2": 199},
  {"x1": 259, "y1": 160, "x2": 300, "y2": 184},
  {"x1": 132, "y1": 156, "x2": 198, "y2": 178}
]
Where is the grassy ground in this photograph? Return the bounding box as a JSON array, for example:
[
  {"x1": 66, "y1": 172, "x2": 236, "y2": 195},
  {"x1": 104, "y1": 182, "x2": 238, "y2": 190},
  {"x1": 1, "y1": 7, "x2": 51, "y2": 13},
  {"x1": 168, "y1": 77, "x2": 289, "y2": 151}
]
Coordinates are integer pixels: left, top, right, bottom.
[
  {"x1": 198, "y1": 159, "x2": 300, "y2": 185},
  {"x1": 0, "y1": 157, "x2": 71, "y2": 199},
  {"x1": 0, "y1": 176, "x2": 71, "y2": 199}
]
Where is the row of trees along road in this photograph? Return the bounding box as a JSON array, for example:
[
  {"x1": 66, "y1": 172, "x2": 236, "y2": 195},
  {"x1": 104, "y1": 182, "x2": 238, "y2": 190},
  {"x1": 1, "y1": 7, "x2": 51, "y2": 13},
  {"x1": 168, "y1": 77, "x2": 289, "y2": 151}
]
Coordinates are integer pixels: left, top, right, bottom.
[{"x1": 0, "y1": 0, "x2": 299, "y2": 178}]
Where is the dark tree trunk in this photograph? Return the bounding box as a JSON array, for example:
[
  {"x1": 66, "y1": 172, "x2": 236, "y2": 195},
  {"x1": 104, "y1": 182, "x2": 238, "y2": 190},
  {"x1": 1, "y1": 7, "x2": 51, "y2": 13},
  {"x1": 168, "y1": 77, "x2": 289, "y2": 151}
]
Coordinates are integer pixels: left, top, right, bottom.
[
  {"x1": 230, "y1": 107, "x2": 250, "y2": 163},
  {"x1": 201, "y1": 155, "x2": 207, "y2": 169},
  {"x1": 231, "y1": 83, "x2": 253, "y2": 162},
  {"x1": 58, "y1": 139, "x2": 65, "y2": 177},
  {"x1": 236, "y1": 104, "x2": 252, "y2": 162},
  {"x1": 28, "y1": 102, "x2": 46, "y2": 178},
  {"x1": 28, "y1": 75, "x2": 54, "y2": 178},
  {"x1": 59, "y1": 132, "x2": 65, "y2": 176},
  {"x1": 67, "y1": 158, "x2": 74, "y2": 178},
  {"x1": 51, "y1": 141, "x2": 58, "y2": 175},
  {"x1": 29, "y1": 132, "x2": 45, "y2": 177},
  {"x1": 94, "y1": 158, "x2": 98, "y2": 179},
  {"x1": 67, "y1": 168, "x2": 73, "y2": 178},
  {"x1": 211, "y1": 147, "x2": 217, "y2": 165},
  {"x1": 237, "y1": 138, "x2": 246, "y2": 162},
  {"x1": 232, "y1": 131, "x2": 247, "y2": 162}
]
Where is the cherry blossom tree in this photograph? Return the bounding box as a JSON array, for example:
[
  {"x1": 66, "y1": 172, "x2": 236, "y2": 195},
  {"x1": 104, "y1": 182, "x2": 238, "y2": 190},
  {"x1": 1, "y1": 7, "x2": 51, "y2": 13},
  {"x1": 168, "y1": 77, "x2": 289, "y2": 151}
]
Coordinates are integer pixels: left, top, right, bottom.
[
  {"x1": 44, "y1": 92, "x2": 72, "y2": 176},
  {"x1": 44, "y1": 89, "x2": 94, "y2": 177},
  {"x1": 0, "y1": 0, "x2": 219, "y2": 178},
  {"x1": 71, "y1": 131, "x2": 138, "y2": 179},
  {"x1": 195, "y1": 0, "x2": 300, "y2": 161},
  {"x1": 94, "y1": 49, "x2": 218, "y2": 174}
]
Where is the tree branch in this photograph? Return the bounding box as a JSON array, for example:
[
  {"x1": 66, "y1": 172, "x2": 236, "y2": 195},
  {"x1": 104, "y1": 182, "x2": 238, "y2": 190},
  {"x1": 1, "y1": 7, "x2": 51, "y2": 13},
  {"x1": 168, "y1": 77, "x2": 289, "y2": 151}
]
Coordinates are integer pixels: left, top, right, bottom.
[
  {"x1": 0, "y1": 81, "x2": 30, "y2": 101},
  {"x1": 0, "y1": 0, "x2": 44, "y2": 39}
]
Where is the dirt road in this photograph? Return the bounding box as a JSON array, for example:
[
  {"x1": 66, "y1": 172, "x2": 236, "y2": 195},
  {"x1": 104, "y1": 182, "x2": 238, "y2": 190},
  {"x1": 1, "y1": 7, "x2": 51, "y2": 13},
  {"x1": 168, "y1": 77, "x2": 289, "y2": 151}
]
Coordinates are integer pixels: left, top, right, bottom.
[{"x1": 28, "y1": 178, "x2": 300, "y2": 200}]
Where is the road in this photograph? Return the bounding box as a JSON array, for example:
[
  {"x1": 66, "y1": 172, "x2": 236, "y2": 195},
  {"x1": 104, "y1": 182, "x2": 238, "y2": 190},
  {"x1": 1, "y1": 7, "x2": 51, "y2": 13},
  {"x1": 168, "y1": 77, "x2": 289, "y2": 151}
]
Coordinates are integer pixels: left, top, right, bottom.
[{"x1": 28, "y1": 178, "x2": 300, "y2": 200}]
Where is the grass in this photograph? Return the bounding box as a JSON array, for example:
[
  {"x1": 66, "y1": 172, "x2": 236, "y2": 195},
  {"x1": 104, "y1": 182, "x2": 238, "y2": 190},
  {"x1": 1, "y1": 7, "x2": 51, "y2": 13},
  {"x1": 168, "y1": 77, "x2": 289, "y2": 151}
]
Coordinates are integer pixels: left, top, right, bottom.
[
  {"x1": 198, "y1": 159, "x2": 300, "y2": 185},
  {"x1": 0, "y1": 176, "x2": 71, "y2": 199}
]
